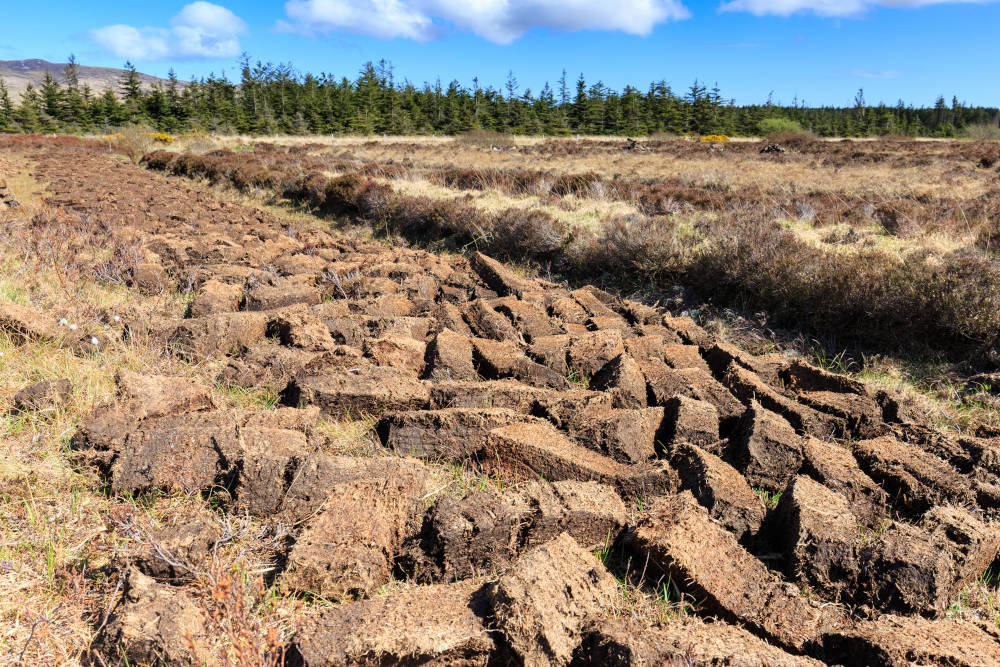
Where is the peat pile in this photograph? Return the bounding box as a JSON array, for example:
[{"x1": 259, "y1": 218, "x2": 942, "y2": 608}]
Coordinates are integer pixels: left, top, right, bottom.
[{"x1": 6, "y1": 139, "x2": 1000, "y2": 665}]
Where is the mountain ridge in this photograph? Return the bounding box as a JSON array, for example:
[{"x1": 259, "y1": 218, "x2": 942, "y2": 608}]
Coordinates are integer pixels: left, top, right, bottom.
[{"x1": 0, "y1": 59, "x2": 173, "y2": 100}]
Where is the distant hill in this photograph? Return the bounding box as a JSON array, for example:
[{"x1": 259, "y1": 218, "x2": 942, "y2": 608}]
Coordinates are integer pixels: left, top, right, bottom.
[{"x1": 0, "y1": 59, "x2": 172, "y2": 101}]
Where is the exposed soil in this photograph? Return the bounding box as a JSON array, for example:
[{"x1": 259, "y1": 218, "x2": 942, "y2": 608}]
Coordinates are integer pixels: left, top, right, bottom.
[{"x1": 3, "y1": 137, "x2": 1000, "y2": 665}]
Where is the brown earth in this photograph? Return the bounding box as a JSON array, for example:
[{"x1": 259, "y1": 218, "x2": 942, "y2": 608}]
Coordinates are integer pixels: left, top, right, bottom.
[{"x1": 3, "y1": 136, "x2": 1000, "y2": 665}]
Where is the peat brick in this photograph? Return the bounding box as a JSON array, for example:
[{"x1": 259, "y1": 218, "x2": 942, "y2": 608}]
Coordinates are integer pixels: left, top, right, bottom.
[
  {"x1": 470, "y1": 250, "x2": 537, "y2": 297},
  {"x1": 589, "y1": 353, "x2": 647, "y2": 409},
  {"x1": 575, "y1": 617, "x2": 824, "y2": 666},
  {"x1": 662, "y1": 395, "x2": 719, "y2": 450},
  {"x1": 242, "y1": 284, "x2": 321, "y2": 311},
  {"x1": 864, "y1": 506, "x2": 1000, "y2": 617},
  {"x1": 823, "y1": 614, "x2": 1000, "y2": 667},
  {"x1": 376, "y1": 407, "x2": 543, "y2": 461},
  {"x1": 0, "y1": 301, "x2": 56, "y2": 344},
  {"x1": 800, "y1": 437, "x2": 889, "y2": 526},
  {"x1": 418, "y1": 480, "x2": 626, "y2": 582},
  {"x1": 489, "y1": 533, "x2": 618, "y2": 666},
  {"x1": 425, "y1": 328, "x2": 476, "y2": 381},
  {"x1": 485, "y1": 422, "x2": 677, "y2": 498},
  {"x1": 295, "y1": 579, "x2": 496, "y2": 666},
  {"x1": 852, "y1": 436, "x2": 975, "y2": 513},
  {"x1": 99, "y1": 568, "x2": 212, "y2": 666},
  {"x1": 283, "y1": 368, "x2": 430, "y2": 416},
  {"x1": 670, "y1": 442, "x2": 766, "y2": 542},
  {"x1": 430, "y1": 379, "x2": 555, "y2": 413},
  {"x1": 568, "y1": 408, "x2": 667, "y2": 464},
  {"x1": 186, "y1": 279, "x2": 241, "y2": 318},
  {"x1": 772, "y1": 476, "x2": 861, "y2": 600},
  {"x1": 567, "y1": 330, "x2": 625, "y2": 378},
  {"x1": 281, "y1": 472, "x2": 427, "y2": 598},
  {"x1": 115, "y1": 371, "x2": 215, "y2": 419},
  {"x1": 363, "y1": 333, "x2": 427, "y2": 375},
  {"x1": 730, "y1": 401, "x2": 805, "y2": 491},
  {"x1": 624, "y1": 492, "x2": 841, "y2": 652},
  {"x1": 12, "y1": 378, "x2": 72, "y2": 413}
]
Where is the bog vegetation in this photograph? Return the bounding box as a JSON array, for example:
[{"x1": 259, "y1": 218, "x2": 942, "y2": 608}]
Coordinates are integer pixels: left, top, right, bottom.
[{"x1": 0, "y1": 55, "x2": 998, "y2": 138}]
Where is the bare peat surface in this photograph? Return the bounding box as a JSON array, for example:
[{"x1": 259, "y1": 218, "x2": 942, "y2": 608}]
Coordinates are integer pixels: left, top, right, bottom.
[{"x1": 5, "y1": 138, "x2": 1000, "y2": 666}]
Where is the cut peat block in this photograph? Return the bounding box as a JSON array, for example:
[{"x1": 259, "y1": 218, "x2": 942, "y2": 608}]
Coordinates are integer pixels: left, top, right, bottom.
[
  {"x1": 624, "y1": 491, "x2": 843, "y2": 653},
  {"x1": 484, "y1": 421, "x2": 678, "y2": 499}
]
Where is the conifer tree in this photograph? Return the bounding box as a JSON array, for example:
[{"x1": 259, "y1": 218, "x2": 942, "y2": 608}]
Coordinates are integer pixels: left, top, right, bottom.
[{"x1": 0, "y1": 80, "x2": 13, "y2": 132}]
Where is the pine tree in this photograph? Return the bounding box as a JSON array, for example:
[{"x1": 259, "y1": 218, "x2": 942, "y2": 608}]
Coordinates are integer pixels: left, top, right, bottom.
[
  {"x1": 119, "y1": 61, "x2": 144, "y2": 123},
  {"x1": 15, "y1": 83, "x2": 43, "y2": 133},
  {"x1": 504, "y1": 71, "x2": 519, "y2": 130},
  {"x1": 62, "y1": 55, "x2": 89, "y2": 130},
  {"x1": 572, "y1": 74, "x2": 587, "y2": 132},
  {"x1": 0, "y1": 79, "x2": 13, "y2": 132},
  {"x1": 39, "y1": 73, "x2": 63, "y2": 121},
  {"x1": 686, "y1": 80, "x2": 710, "y2": 134}
]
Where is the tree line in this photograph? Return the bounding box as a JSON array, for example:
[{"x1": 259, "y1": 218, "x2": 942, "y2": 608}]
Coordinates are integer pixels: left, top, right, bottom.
[{"x1": 0, "y1": 55, "x2": 996, "y2": 138}]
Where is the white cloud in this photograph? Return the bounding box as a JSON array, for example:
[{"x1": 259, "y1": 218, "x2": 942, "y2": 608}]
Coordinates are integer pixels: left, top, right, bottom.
[
  {"x1": 719, "y1": 0, "x2": 998, "y2": 17},
  {"x1": 280, "y1": 0, "x2": 691, "y2": 43},
  {"x1": 283, "y1": 0, "x2": 437, "y2": 40},
  {"x1": 852, "y1": 68, "x2": 903, "y2": 78},
  {"x1": 90, "y1": 25, "x2": 171, "y2": 60},
  {"x1": 91, "y1": 2, "x2": 247, "y2": 60}
]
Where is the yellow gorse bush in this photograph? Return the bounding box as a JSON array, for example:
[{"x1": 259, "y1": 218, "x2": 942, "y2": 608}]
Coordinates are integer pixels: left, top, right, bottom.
[
  {"x1": 699, "y1": 135, "x2": 730, "y2": 142},
  {"x1": 102, "y1": 132, "x2": 173, "y2": 144}
]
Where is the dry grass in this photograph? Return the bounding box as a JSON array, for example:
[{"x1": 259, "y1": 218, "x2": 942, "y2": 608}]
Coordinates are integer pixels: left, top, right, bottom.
[
  {"x1": 247, "y1": 134, "x2": 985, "y2": 199},
  {"x1": 383, "y1": 175, "x2": 641, "y2": 232},
  {"x1": 778, "y1": 217, "x2": 974, "y2": 260},
  {"x1": 110, "y1": 126, "x2": 154, "y2": 165}
]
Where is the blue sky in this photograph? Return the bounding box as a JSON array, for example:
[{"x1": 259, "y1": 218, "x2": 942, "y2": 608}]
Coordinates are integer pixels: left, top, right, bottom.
[{"x1": 2, "y1": 0, "x2": 998, "y2": 106}]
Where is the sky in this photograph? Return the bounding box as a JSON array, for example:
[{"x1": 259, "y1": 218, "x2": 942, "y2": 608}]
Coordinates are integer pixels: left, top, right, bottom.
[{"x1": 2, "y1": 0, "x2": 999, "y2": 107}]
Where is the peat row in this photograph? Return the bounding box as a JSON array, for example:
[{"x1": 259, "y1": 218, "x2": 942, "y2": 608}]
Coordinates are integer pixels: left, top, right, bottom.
[
  {"x1": 5, "y1": 139, "x2": 1000, "y2": 665},
  {"x1": 138, "y1": 144, "x2": 1000, "y2": 361}
]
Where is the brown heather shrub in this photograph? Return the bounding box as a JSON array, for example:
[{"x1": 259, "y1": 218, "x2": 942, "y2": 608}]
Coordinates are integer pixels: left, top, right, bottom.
[
  {"x1": 762, "y1": 130, "x2": 818, "y2": 150},
  {"x1": 359, "y1": 162, "x2": 408, "y2": 179},
  {"x1": 353, "y1": 178, "x2": 395, "y2": 224},
  {"x1": 228, "y1": 164, "x2": 275, "y2": 191},
  {"x1": 874, "y1": 202, "x2": 922, "y2": 237},
  {"x1": 405, "y1": 197, "x2": 484, "y2": 245},
  {"x1": 570, "y1": 214, "x2": 699, "y2": 279},
  {"x1": 0, "y1": 134, "x2": 98, "y2": 151},
  {"x1": 433, "y1": 167, "x2": 546, "y2": 195},
  {"x1": 693, "y1": 217, "x2": 1000, "y2": 353},
  {"x1": 455, "y1": 128, "x2": 516, "y2": 149},
  {"x1": 141, "y1": 149, "x2": 178, "y2": 171},
  {"x1": 490, "y1": 209, "x2": 566, "y2": 257},
  {"x1": 976, "y1": 219, "x2": 1000, "y2": 253},
  {"x1": 146, "y1": 146, "x2": 1000, "y2": 239},
  {"x1": 323, "y1": 173, "x2": 369, "y2": 213},
  {"x1": 286, "y1": 172, "x2": 332, "y2": 208},
  {"x1": 551, "y1": 172, "x2": 602, "y2": 197}
]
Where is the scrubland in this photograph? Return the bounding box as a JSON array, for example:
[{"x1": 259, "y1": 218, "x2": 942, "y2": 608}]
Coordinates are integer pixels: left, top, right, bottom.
[{"x1": 1, "y1": 133, "x2": 1000, "y2": 665}]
